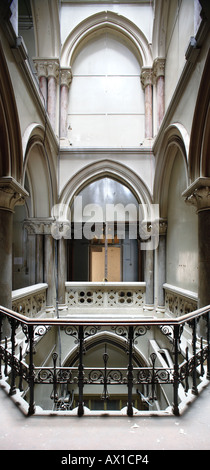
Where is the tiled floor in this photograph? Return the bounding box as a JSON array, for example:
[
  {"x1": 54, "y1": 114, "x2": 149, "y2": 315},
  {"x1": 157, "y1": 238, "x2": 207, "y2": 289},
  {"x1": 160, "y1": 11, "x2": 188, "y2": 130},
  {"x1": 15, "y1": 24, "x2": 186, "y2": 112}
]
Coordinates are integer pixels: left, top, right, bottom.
[{"x1": 0, "y1": 383, "x2": 210, "y2": 451}]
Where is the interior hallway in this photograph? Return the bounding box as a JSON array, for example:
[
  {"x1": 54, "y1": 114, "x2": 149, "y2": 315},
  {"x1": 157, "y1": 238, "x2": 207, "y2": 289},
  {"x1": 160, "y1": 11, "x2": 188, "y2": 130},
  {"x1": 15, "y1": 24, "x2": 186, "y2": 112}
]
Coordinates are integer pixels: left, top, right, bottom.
[{"x1": 0, "y1": 384, "x2": 209, "y2": 451}]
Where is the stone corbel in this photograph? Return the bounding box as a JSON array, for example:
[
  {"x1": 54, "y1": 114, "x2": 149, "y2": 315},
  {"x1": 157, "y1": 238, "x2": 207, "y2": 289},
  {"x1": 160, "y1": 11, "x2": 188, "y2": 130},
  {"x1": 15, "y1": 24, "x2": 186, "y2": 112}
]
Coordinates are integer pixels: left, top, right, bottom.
[
  {"x1": 0, "y1": 177, "x2": 28, "y2": 212},
  {"x1": 182, "y1": 177, "x2": 210, "y2": 212}
]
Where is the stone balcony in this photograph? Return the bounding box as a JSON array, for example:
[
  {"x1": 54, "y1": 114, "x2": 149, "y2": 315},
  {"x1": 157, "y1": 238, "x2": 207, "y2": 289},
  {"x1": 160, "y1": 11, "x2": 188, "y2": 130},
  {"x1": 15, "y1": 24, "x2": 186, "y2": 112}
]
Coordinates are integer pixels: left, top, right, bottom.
[{"x1": 64, "y1": 281, "x2": 147, "y2": 318}]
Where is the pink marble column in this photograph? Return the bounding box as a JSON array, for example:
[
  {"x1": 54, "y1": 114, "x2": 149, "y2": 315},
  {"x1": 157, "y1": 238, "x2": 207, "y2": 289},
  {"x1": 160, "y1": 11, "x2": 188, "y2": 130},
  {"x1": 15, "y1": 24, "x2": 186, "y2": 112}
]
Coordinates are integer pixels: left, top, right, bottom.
[
  {"x1": 60, "y1": 68, "x2": 72, "y2": 139},
  {"x1": 33, "y1": 59, "x2": 48, "y2": 106},
  {"x1": 154, "y1": 58, "x2": 165, "y2": 130},
  {"x1": 46, "y1": 60, "x2": 59, "y2": 132},
  {"x1": 141, "y1": 68, "x2": 153, "y2": 139},
  {"x1": 39, "y1": 75, "x2": 47, "y2": 106}
]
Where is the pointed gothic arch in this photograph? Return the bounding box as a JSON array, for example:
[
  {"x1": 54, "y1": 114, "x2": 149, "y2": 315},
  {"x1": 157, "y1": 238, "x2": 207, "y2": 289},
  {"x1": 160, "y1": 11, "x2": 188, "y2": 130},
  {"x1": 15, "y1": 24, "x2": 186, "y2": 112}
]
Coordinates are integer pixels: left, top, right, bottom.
[
  {"x1": 22, "y1": 124, "x2": 57, "y2": 217},
  {"x1": 153, "y1": 123, "x2": 189, "y2": 218},
  {"x1": 0, "y1": 42, "x2": 23, "y2": 183},
  {"x1": 59, "y1": 159, "x2": 153, "y2": 221},
  {"x1": 61, "y1": 10, "x2": 153, "y2": 68},
  {"x1": 188, "y1": 50, "x2": 210, "y2": 181}
]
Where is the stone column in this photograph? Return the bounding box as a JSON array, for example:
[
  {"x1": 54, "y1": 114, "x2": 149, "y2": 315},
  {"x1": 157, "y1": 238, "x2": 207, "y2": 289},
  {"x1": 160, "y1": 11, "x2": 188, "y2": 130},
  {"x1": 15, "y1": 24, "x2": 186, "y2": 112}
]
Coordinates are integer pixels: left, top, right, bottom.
[
  {"x1": 24, "y1": 219, "x2": 45, "y2": 285},
  {"x1": 157, "y1": 219, "x2": 167, "y2": 311},
  {"x1": 183, "y1": 178, "x2": 210, "y2": 308},
  {"x1": 24, "y1": 218, "x2": 55, "y2": 306},
  {"x1": 43, "y1": 221, "x2": 55, "y2": 307},
  {"x1": 33, "y1": 59, "x2": 48, "y2": 107},
  {"x1": 60, "y1": 68, "x2": 72, "y2": 142},
  {"x1": 46, "y1": 60, "x2": 59, "y2": 133},
  {"x1": 153, "y1": 58, "x2": 165, "y2": 130},
  {"x1": 145, "y1": 248, "x2": 154, "y2": 308},
  {"x1": 141, "y1": 67, "x2": 153, "y2": 140},
  {"x1": 0, "y1": 178, "x2": 28, "y2": 335},
  {"x1": 57, "y1": 237, "x2": 67, "y2": 305}
]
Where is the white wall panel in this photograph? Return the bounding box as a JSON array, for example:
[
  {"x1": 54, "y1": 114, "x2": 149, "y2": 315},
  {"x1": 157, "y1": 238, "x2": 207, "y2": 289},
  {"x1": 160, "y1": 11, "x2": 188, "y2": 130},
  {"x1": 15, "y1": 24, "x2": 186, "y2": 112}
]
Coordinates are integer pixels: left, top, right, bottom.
[{"x1": 68, "y1": 32, "x2": 144, "y2": 147}]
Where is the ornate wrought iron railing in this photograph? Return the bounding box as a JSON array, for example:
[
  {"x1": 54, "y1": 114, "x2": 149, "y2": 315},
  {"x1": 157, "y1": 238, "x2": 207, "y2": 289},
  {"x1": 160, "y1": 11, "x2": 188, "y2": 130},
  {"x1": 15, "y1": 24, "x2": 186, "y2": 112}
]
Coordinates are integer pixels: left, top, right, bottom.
[{"x1": 0, "y1": 304, "x2": 210, "y2": 417}]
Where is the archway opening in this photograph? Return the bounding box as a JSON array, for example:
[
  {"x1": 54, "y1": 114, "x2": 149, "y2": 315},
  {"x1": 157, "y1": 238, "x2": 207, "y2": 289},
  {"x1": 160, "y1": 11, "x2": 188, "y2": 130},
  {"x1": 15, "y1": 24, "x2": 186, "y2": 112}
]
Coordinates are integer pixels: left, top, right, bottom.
[{"x1": 68, "y1": 177, "x2": 144, "y2": 282}]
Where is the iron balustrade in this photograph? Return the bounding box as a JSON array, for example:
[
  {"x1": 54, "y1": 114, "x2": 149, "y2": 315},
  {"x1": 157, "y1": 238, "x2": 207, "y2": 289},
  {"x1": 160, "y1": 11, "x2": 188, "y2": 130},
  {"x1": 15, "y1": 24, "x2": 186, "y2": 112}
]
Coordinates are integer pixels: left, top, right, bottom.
[{"x1": 0, "y1": 304, "x2": 210, "y2": 416}]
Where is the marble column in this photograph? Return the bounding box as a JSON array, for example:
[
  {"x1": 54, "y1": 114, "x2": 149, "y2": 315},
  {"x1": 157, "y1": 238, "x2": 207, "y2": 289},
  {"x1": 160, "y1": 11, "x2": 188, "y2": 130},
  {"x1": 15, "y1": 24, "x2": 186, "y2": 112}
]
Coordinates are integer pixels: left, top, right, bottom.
[
  {"x1": 33, "y1": 59, "x2": 48, "y2": 107},
  {"x1": 60, "y1": 68, "x2": 72, "y2": 141},
  {"x1": 157, "y1": 219, "x2": 167, "y2": 311},
  {"x1": 0, "y1": 178, "x2": 28, "y2": 335},
  {"x1": 141, "y1": 67, "x2": 153, "y2": 140},
  {"x1": 153, "y1": 58, "x2": 165, "y2": 130},
  {"x1": 46, "y1": 60, "x2": 59, "y2": 132},
  {"x1": 183, "y1": 178, "x2": 210, "y2": 308}
]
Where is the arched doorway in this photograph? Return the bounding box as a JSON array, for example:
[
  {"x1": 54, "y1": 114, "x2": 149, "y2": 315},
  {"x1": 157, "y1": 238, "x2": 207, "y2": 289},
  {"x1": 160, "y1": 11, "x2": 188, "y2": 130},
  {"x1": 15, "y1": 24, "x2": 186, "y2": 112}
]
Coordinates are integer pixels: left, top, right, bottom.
[{"x1": 68, "y1": 177, "x2": 143, "y2": 282}]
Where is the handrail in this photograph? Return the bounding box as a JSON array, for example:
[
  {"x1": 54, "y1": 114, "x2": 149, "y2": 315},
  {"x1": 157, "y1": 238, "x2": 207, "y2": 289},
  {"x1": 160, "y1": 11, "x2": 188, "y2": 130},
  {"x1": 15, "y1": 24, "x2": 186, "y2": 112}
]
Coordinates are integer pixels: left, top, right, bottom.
[
  {"x1": 1, "y1": 303, "x2": 210, "y2": 326},
  {"x1": 0, "y1": 303, "x2": 209, "y2": 417}
]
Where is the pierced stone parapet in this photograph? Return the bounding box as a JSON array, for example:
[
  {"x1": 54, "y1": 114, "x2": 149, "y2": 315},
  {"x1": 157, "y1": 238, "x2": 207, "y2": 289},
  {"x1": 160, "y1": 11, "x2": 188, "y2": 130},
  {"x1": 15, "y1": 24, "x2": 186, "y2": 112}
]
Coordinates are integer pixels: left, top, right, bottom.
[
  {"x1": 12, "y1": 283, "x2": 48, "y2": 317},
  {"x1": 65, "y1": 282, "x2": 146, "y2": 310},
  {"x1": 163, "y1": 283, "x2": 198, "y2": 317}
]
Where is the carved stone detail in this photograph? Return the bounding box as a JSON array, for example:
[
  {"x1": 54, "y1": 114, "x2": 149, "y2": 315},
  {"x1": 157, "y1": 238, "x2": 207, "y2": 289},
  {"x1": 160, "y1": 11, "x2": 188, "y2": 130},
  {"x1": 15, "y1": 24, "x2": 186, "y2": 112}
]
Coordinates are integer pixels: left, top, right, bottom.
[
  {"x1": 60, "y1": 68, "x2": 72, "y2": 88},
  {"x1": 153, "y1": 57, "x2": 165, "y2": 80},
  {"x1": 0, "y1": 177, "x2": 28, "y2": 212},
  {"x1": 140, "y1": 67, "x2": 154, "y2": 89}
]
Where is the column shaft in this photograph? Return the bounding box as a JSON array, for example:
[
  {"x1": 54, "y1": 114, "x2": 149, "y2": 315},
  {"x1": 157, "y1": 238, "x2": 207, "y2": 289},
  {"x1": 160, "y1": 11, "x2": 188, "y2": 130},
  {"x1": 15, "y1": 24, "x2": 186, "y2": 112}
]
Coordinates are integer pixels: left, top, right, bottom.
[
  {"x1": 0, "y1": 209, "x2": 13, "y2": 310},
  {"x1": 48, "y1": 75, "x2": 57, "y2": 132},
  {"x1": 145, "y1": 84, "x2": 153, "y2": 139},
  {"x1": 44, "y1": 234, "x2": 55, "y2": 306},
  {"x1": 58, "y1": 237, "x2": 66, "y2": 304},
  {"x1": 156, "y1": 75, "x2": 165, "y2": 130}
]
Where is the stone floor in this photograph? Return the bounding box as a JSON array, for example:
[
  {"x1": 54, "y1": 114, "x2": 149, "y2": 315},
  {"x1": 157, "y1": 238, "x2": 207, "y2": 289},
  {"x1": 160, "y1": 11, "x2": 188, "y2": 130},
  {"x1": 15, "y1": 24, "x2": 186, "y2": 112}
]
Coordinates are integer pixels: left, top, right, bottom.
[{"x1": 0, "y1": 383, "x2": 210, "y2": 451}]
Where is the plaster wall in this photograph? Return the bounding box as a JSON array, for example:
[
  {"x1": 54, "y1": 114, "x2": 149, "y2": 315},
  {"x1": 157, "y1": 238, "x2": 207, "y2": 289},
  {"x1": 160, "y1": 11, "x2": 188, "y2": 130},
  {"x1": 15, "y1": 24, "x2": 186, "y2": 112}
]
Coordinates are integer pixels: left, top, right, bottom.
[
  {"x1": 165, "y1": 0, "x2": 194, "y2": 109},
  {"x1": 166, "y1": 152, "x2": 198, "y2": 293},
  {"x1": 167, "y1": 31, "x2": 210, "y2": 136},
  {"x1": 60, "y1": 3, "x2": 153, "y2": 46},
  {"x1": 67, "y1": 32, "x2": 145, "y2": 148},
  {"x1": 59, "y1": 150, "x2": 155, "y2": 197}
]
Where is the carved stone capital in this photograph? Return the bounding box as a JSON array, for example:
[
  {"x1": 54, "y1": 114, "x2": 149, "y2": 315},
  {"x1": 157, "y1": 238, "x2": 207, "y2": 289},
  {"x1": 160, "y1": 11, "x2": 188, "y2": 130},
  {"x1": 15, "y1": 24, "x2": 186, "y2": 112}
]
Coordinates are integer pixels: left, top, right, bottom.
[
  {"x1": 0, "y1": 177, "x2": 28, "y2": 212},
  {"x1": 46, "y1": 59, "x2": 59, "y2": 80},
  {"x1": 183, "y1": 178, "x2": 210, "y2": 212},
  {"x1": 153, "y1": 57, "x2": 165, "y2": 80},
  {"x1": 33, "y1": 58, "x2": 48, "y2": 78},
  {"x1": 60, "y1": 67, "x2": 72, "y2": 88},
  {"x1": 24, "y1": 218, "x2": 54, "y2": 235},
  {"x1": 140, "y1": 67, "x2": 154, "y2": 89},
  {"x1": 159, "y1": 218, "x2": 167, "y2": 235}
]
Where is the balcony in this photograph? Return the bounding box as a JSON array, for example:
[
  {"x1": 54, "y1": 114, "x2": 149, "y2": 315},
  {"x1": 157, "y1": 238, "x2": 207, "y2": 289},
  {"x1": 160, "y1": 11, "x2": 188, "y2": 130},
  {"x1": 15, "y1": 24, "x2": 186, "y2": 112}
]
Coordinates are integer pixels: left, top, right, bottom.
[{"x1": 0, "y1": 280, "x2": 209, "y2": 417}]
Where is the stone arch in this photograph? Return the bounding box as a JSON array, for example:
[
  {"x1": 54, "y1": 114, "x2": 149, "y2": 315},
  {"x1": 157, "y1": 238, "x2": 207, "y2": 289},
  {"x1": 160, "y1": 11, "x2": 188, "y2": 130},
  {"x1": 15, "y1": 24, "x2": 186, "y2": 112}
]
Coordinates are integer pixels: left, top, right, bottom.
[
  {"x1": 59, "y1": 159, "x2": 153, "y2": 221},
  {"x1": 0, "y1": 42, "x2": 23, "y2": 183},
  {"x1": 153, "y1": 123, "x2": 189, "y2": 218},
  {"x1": 23, "y1": 124, "x2": 57, "y2": 217},
  {"x1": 61, "y1": 11, "x2": 153, "y2": 68},
  {"x1": 63, "y1": 330, "x2": 148, "y2": 368},
  {"x1": 188, "y1": 50, "x2": 210, "y2": 181}
]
